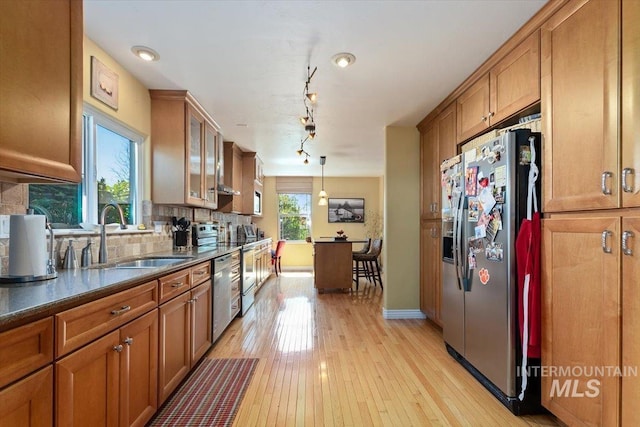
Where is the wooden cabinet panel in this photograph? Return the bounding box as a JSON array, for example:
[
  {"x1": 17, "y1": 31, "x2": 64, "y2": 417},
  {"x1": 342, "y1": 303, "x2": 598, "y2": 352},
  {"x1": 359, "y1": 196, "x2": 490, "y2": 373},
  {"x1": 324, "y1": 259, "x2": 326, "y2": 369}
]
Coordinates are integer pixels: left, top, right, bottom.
[
  {"x1": 0, "y1": 317, "x2": 53, "y2": 389},
  {"x1": 622, "y1": 0, "x2": 640, "y2": 208},
  {"x1": 218, "y1": 141, "x2": 244, "y2": 213},
  {"x1": 622, "y1": 216, "x2": 640, "y2": 426},
  {"x1": 437, "y1": 102, "x2": 457, "y2": 165},
  {"x1": 456, "y1": 75, "x2": 490, "y2": 143},
  {"x1": 56, "y1": 281, "x2": 158, "y2": 356},
  {"x1": 420, "y1": 221, "x2": 442, "y2": 326},
  {"x1": 191, "y1": 281, "x2": 212, "y2": 363},
  {"x1": 0, "y1": 0, "x2": 82, "y2": 183},
  {"x1": 119, "y1": 310, "x2": 158, "y2": 427},
  {"x1": 56, "y1": 331, "x2": 121, "y2": 427},
  {"x1": 490, "y1": 30, "x2": 540, "y2": 124},
  {"x1": 0, "y1": 366, "x2": 53, "y2": 427},
  {"x1": 158, "y1": 292, "x2": 191, "y2": 404},
  {"x1": 313, "y1": 242, "x2": 353, "y2": 290},
  {"x1": 541, "y1": 0, "x2": 620, "y2": 212},
  {"x1": 541, "y1": 216, "x2": 620, "y2": 426}
]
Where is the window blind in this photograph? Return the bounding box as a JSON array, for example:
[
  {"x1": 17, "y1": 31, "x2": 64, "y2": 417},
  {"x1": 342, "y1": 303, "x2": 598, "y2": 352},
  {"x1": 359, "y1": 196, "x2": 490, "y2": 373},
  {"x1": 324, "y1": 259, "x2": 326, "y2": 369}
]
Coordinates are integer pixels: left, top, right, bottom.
[{"x1": 275, "y1": 176, "x2": 313, "y2": 194}]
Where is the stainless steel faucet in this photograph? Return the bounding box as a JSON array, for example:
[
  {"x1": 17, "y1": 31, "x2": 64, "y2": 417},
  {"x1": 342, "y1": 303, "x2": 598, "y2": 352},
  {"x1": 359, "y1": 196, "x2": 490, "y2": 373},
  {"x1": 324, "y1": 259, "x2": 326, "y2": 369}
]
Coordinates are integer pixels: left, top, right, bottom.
[{"x1": 98, "y1": 203, "x2": 127, "y2": 264}]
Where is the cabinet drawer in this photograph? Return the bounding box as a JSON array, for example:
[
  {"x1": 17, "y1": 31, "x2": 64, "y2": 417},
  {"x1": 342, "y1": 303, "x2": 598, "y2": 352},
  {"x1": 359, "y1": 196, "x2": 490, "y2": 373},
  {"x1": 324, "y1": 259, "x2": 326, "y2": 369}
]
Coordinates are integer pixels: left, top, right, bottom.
[
  {"x1": 56, "y1": 281, "x2": 158, "y2": 357},
  {"x1": 190, "y1": 261, "x2": 211, "y2": 287},
  {"x1": 230, "y1": 264, "x2": 241, "y2": 283},
  {"x1": 0, "y1": 317, "x2": 53, "y2": 389},
  {"x1": 159, "y1": 268, "x2": 191, "y2": 303},
  {"x1": 230, "y1": 251, "x2": 241, "y2": 266}
]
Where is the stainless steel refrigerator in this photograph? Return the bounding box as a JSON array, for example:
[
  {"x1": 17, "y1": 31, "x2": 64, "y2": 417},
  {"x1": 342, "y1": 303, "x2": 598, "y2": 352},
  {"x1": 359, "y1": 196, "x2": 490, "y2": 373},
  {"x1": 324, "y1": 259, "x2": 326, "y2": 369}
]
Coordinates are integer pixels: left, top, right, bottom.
[{"x1": 441, "y1": 129, "x2": 542, "y2": 414}]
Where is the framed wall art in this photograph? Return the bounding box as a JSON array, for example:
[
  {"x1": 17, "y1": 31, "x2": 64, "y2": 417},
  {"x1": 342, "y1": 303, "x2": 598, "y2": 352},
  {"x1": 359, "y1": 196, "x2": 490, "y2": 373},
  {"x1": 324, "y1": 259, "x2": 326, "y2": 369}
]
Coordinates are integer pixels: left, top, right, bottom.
[
  {"x1": 328, "y1": 198, "x2": 365, "y2": 223},
  {"x1": 90, "y1": 56, "x2": 119, "y2": 110}
]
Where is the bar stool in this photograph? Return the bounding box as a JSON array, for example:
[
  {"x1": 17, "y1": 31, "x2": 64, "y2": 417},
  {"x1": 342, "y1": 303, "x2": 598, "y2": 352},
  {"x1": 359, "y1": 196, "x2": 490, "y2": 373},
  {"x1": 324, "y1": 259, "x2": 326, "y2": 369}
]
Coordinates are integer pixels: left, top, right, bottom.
[
  {"x1": 352, "y1": 238, "x2": 371, "y2": 255},
  {"x1": 352, "y1": 238, "x2": 383, "y2": 291}
]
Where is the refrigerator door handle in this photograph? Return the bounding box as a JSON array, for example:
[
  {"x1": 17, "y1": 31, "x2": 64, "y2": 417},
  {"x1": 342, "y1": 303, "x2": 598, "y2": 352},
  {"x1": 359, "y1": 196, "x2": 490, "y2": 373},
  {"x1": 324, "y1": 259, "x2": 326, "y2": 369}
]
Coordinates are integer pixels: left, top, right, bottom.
[{"x1": 454, "y1": 189, "x2": 465, "y2": 291}]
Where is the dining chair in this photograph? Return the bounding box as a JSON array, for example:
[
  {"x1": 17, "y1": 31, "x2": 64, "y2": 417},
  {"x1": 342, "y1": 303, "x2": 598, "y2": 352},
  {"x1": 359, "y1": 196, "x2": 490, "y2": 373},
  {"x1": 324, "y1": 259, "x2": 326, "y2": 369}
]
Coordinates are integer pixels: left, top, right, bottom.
[{"x1": 271, "y1": 240, "x2": 286, "y2": 276}]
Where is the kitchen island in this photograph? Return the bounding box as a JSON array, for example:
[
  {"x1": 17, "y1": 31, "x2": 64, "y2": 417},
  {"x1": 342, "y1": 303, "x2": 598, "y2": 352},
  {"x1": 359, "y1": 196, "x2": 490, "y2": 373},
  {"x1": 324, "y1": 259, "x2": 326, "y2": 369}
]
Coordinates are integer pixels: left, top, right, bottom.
[{"x1": 313, "y1": 238, "x2": 366, "y2": 292}]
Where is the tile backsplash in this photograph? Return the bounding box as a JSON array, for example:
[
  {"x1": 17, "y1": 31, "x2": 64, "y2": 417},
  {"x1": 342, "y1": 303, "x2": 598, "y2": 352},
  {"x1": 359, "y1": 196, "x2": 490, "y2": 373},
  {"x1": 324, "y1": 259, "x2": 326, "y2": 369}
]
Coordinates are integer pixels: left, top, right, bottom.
[{"x1": 0, "y1": 181, "x2": 251, "y2": 274}]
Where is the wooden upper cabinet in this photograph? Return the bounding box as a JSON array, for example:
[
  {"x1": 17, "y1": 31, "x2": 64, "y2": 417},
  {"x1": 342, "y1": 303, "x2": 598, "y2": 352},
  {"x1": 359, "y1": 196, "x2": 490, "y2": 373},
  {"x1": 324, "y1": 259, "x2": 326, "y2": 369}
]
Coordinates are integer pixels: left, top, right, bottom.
[
  {"x1": 150, "y1": 90, "x2": 220, "y2": 208},
  {"x1": 437, "y1": 102, "x2": 457, "y2": 165},
  {"x1": 0, "y1": 0, "x2": 82, "y2": 183},
  {"x1": 542, "y1": 215, "x2": 621, "y2": 426},
  {"x1": 456, "y1": 75, "x2": 490, "y2": 142},
  {"x1": 218, "y1": 141, "x2": 244, "y2": 213},
  {"x1": 622, "y1": 0, "x2": 640, "y2": 208},
  {"x1": 490, "y1": 30, "x2": 540, "y2": 124},
  {"x1": 457, "y1": 31, "x2": 540, "y2": 143},
  {"x1": 541, "y1": 0, "x2": 620, "y2": 212},
  {"x1": 420, "y1": 122, "x2": 439, "y2": 219}
]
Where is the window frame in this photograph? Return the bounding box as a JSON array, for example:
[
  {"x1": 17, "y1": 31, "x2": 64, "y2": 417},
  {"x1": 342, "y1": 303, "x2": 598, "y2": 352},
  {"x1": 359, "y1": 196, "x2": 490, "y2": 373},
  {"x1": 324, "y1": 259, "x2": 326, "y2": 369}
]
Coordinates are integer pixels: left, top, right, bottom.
[
  {"x1": 277, "y1": 192, "x2": 312, "y2": 242},
  {"x1": 83, "y1": 104, "x2": 144, "y2": 225}
]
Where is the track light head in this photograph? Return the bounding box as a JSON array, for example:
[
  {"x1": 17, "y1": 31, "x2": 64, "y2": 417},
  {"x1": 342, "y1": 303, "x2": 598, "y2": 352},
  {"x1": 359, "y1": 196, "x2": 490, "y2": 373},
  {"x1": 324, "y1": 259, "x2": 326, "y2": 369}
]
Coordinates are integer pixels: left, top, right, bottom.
[{"x1": 306, "y1": 92, "x2": 318, "y2": 103}]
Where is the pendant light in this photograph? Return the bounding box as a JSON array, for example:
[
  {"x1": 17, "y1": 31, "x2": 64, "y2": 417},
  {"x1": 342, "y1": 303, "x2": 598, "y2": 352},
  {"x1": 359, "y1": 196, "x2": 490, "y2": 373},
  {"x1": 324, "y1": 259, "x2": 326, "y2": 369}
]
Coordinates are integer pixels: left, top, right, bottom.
[{"x1": 318, "y1": 156, "x2": 328, "y2": 206}]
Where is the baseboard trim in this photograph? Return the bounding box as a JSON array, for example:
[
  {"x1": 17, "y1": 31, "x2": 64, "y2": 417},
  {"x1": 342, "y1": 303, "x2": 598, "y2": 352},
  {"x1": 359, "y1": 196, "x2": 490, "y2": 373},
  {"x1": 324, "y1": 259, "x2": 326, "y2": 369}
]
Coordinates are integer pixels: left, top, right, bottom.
[{"x1": 382, "y1": 309, "x2": 427, "y2": 320}]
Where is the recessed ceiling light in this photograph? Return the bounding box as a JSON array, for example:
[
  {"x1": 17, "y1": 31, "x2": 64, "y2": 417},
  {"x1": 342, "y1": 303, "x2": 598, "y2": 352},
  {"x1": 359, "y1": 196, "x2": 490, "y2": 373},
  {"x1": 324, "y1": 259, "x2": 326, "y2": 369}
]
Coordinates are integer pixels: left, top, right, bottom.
[
  {"x1": 131, "y1": 46, "x2": 160, "y2": 61},
  {"x1": 331, "y1": 52, "x2": 356, "y2": 68}
]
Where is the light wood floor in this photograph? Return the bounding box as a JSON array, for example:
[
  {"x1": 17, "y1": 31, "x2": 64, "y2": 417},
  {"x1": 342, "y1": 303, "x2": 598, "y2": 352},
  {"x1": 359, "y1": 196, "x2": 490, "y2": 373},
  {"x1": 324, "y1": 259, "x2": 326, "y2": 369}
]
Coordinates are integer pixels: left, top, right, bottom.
[{"x1": 208, "y1": 272, "x2": 560, "y2": 426}]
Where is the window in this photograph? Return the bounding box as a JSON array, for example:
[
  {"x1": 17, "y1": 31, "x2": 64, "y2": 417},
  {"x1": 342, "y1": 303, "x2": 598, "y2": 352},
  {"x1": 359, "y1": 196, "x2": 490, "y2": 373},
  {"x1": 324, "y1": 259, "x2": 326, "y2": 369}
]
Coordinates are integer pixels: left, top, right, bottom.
[
  {"x1": 278, "y1": 193, "x2": 311, "y2": 241},
  {"x1": 29, "y1": 105, "x2": 143, "y2": 227}
]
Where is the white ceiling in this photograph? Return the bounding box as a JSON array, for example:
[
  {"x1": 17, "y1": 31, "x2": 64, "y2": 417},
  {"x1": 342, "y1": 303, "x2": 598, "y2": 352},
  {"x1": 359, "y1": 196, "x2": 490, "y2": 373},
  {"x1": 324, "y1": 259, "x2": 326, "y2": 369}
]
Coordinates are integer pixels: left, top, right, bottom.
[{"x1": 84, "y1": 0, "x2": 546, "y2": 177}]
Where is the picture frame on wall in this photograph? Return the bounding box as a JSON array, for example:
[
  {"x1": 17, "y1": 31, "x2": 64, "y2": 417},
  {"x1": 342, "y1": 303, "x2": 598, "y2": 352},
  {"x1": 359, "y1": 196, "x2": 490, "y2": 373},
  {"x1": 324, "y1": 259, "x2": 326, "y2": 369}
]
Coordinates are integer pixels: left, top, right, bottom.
[
  {"x1": 328, "y1": 198, "x2": 365, "y2": 223},
  {"x1": 90, "y1": 56, "x2": 119, "y2": 110}
]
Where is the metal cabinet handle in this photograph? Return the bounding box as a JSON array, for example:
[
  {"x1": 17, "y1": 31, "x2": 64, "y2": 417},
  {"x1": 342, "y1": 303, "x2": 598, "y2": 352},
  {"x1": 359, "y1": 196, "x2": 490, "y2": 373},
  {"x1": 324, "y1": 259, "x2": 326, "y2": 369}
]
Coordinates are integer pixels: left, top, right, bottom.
[
  {"x1": 123, "y1": 337, "x2": 133, "y2": 346},
  {"x1": 481, "y1": 115, "x2": 488, "y2": 122},
  {"x1": 622, "y1": 168, "x2": 635, "y2": 193},
  {"x1": 602, "y1": 230, "x2": 613, "y2": 253},
  {"x1": 113, "y1": 345, "x2": 123, "y2": 353},
  {"x1": 622, "y1": 231, "x2": 634, "y2": 256},
  {"x1": 601, "y1": 171, "x2": 613, "y2": 195},
  {"x1": 111, "y1": 305, "x2": 131, "y2": 315},
  {"x1": 171, "y1": 282, "x2": 185, "y2": 288},
  {"x1": 194, "y1": 270, "x2": 206, "y2": 276}
]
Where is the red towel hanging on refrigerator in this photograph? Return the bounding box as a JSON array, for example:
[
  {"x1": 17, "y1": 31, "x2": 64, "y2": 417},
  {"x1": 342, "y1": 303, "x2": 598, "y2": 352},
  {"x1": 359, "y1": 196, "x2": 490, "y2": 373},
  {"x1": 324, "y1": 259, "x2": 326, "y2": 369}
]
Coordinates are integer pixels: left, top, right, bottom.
[{"x1": 515, "y1": 136, "x2": 541, "y2": 401}]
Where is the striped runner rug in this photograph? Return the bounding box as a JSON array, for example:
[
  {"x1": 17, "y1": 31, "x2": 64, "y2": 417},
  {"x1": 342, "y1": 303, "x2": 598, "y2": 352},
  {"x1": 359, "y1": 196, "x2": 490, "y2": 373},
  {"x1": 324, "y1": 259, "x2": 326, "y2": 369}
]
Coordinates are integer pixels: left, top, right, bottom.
[{"x1": 150, "y1": 358, "x2": 259, "y2": 427}]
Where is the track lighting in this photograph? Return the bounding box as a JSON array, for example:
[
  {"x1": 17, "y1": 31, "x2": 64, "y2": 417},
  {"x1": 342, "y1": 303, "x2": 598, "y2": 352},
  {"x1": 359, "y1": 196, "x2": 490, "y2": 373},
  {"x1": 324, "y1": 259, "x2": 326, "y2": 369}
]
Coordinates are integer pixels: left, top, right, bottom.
[{"x1": 306, "y1": 92, "x2": 318, "y2": 103}]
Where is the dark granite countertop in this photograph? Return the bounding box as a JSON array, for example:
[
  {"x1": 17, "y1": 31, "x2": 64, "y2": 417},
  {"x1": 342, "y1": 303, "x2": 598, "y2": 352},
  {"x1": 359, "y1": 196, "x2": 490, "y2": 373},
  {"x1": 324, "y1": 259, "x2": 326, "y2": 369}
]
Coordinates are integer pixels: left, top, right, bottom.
[
  {"x1": 313, "y1": 238, "x2": 368, "y2": 243},
  {"x1": 0, "y1": 242, "x2": 261, "y2": 332}
]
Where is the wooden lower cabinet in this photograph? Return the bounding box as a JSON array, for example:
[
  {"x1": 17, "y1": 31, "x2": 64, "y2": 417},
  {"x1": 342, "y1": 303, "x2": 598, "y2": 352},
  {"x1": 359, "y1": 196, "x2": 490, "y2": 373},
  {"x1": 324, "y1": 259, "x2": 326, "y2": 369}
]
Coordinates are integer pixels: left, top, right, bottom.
[
  {"x1": 622, "y1": 216, "x2": 640, "y2": 425},
  {"x1": 420, "y1": 220, "x2": 442, "y2": 326},
  {"x1": 0, "y1": 366, "x2": 53, "y2": 427},
  {"x1": 119, "y1": 310, "x2": 158, "y2": 427},
  {"x1": 56, "y1": 309, "x2": 158, "y2": 427},
  {"x1": 158, "y1": 281, "x2": 212, "y2": 404},
  {"x1": 313, "y1": 241, "x2": 353, "y2": 290},
  {"x1": 542, "y1": 215, "x2": 621, "y2": 426}
]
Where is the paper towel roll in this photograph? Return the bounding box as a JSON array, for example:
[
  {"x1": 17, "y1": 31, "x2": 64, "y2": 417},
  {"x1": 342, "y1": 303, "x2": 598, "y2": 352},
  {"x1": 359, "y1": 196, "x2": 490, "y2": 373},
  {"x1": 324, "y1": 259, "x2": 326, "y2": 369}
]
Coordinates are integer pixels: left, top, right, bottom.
[{"x1": 8, "y1": 215, "x2": 47, "y2": 277}]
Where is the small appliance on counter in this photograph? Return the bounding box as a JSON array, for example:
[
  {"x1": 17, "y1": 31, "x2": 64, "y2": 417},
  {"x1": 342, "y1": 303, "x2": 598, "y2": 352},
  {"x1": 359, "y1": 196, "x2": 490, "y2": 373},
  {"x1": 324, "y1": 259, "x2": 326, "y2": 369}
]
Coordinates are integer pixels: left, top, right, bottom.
[
  {"x1": 236, "y1": 224, "x2": 256, "y2": 244},
  {"x1": 191, "y1": 223, "x2": 218, "y2": 247},
  {"x1": 0, "y1": 214, "x2": 57, "y2": 283}
]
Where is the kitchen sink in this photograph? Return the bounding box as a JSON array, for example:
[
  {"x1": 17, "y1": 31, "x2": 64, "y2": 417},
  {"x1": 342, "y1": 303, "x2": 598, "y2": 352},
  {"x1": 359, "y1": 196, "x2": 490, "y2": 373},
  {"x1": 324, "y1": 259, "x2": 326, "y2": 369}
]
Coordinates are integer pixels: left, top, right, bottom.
[{"x1": 115, "y1": 256, "x2": 194, "y2": 269}]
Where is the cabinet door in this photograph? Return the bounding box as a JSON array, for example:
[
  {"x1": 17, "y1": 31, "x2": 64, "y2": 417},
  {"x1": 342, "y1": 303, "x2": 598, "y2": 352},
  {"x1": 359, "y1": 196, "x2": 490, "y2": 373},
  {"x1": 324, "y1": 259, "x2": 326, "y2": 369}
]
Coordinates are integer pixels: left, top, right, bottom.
[
  {"x1": 191, "y1": 281, "x2": 212, "y2": 363},
  {"x1": 420, "y1": 123, "x2": 439, "y2": 219},
  {"x1": 541, "y1": 216, "x2": 620, "y2": 426},
  {"x1": 541, "y1": 0, "x2": 620, "y2": 212},
  {"x1": 56, "y1": 331, "x2": 120, "y2": 427},
  {"x1": 203, "y1": 122, "x2": 218, "y2": 209},
  {"x1": 456, "y1": 74, "x2": 490, "y2": 143},
  {"x1": 622, "y1": 0, "x2": 640, "y2": 207},
  {"x1": 420, "y1": 221, "x2": 442, "y2": 325},
  {"x1": 158, "y1": 292, "x2": 191, "y2": 404},
  {"x1": 622, "y1": 216, "x2": 640, "y2": 426},
  {"x1": 232, "y1": 145, "x2": 244, "y2": 212},
  {"x1": 490, "y1": 30, "x2": 540, "y2": 124},
  {"x1": 437, "y1": 102, "x2": 456, "y2": 166},
  {"x1": 0, "y1": 366, "x2": 52, "y2": 427},
  {"x1": 186, "y1": 105, "x2": 204, "y2": 206},
  {"x1": 119, "y1": 310, "x2": 158, "y2": 427},
  {"x1": 0, "y1": 0, "x2": 82, "y2": 183}
]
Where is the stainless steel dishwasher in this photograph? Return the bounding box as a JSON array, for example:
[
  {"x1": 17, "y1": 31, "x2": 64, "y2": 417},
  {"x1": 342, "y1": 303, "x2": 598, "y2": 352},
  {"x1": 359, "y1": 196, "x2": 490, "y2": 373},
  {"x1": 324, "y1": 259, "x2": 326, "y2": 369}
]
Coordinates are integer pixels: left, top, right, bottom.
[{"x1": 213, "y1": 254, "x2": 232, "y2": 342}]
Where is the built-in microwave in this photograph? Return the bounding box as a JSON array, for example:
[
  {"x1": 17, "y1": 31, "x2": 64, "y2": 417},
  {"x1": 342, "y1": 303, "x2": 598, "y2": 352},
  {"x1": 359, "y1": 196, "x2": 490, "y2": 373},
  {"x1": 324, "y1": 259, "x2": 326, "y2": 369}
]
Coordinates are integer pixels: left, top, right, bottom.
[{"x1": 254, "y1": 190, "x2": 262, "y2": 215}]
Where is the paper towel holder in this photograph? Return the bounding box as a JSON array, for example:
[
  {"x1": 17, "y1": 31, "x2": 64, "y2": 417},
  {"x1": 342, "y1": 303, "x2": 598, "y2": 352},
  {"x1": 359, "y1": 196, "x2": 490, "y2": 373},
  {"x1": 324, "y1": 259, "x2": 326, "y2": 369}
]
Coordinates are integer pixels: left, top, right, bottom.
[{"x1": 0, "y1": 219, "x2": 58, "y2": 284}]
